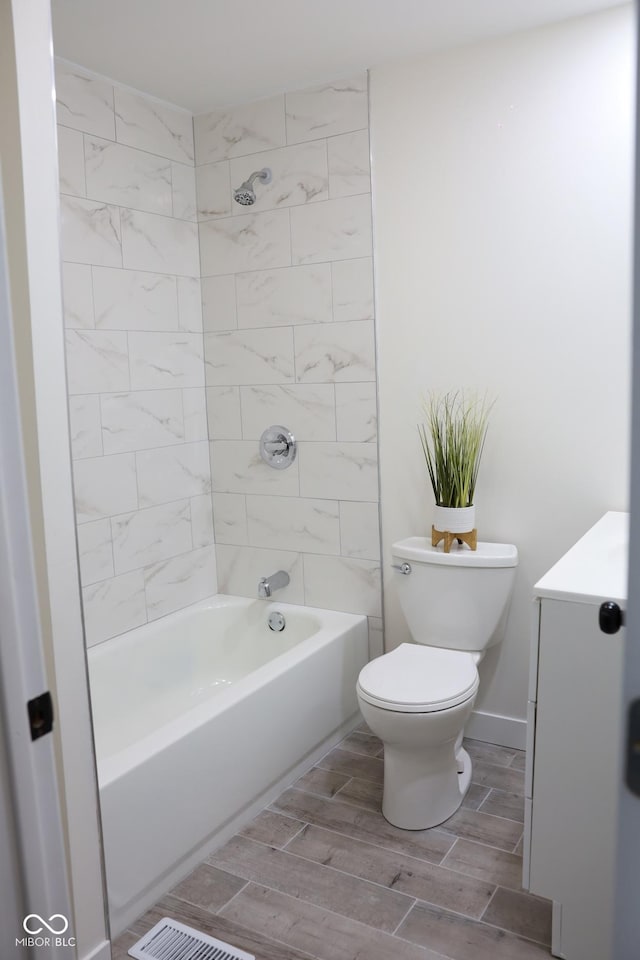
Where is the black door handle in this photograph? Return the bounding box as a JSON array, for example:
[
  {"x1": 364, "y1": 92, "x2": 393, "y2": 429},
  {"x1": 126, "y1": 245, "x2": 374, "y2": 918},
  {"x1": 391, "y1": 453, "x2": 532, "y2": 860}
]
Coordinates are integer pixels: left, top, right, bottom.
[{"x1": 599, "y1": 601, "x2": 625, "y2": 634}]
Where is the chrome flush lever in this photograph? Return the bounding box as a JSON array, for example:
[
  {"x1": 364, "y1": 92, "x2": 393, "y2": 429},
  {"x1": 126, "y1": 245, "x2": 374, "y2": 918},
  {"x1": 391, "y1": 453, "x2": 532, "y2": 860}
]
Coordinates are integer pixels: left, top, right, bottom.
[{"x1": 391, "y1": 562, "x2": 412, "y2": 575}]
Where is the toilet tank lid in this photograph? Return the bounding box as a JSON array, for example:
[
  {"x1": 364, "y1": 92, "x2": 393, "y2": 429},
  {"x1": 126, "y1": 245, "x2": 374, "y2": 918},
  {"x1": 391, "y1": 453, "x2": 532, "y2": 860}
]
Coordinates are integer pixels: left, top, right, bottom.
[{"x1": 392, "y1": 537, "x2": 518, "y2": 568}]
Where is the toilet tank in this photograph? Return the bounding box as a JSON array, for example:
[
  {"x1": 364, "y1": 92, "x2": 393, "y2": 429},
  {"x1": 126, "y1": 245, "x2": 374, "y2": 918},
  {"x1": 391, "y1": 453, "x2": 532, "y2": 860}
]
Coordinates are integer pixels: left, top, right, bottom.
[{"x1": 392, "y1": 537, "x2": 518, "y2": 652}]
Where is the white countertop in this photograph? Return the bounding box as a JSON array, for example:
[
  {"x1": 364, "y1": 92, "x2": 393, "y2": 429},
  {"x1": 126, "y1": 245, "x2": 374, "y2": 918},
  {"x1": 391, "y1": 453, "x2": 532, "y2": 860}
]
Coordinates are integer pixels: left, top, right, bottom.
[{"x1": 534, "y1": 511, "x2": 629, "y2": 604}]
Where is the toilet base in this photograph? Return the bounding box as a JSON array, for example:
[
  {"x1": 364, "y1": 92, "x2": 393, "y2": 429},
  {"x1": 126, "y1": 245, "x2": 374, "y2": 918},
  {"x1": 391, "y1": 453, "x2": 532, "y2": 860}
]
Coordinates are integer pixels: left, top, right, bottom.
[
  {"x1": 382, "y1": 743, "x2": 473, "y2": 831},
  {"x1": 357, "y1": 685, "x2": 477, "y2": 832}
]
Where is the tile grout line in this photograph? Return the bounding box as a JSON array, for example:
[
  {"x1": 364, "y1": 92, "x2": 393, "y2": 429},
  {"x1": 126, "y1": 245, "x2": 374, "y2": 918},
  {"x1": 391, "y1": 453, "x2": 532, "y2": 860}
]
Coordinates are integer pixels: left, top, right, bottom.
[
  {"x1": 432, "y1": 827, "x2": 528, "y2": 864},
  {"x1": 329, "y1": 747, "x2": 383, "y2": 760},
  {"x1": 166, "y1": 879, "x2": 250, "y2": 918},
  {"x1": 439, "y1": 835, "x2": 458, "y2": 870},
  {"x1": 283, "y1": 782, "x2": 523, "y2": 865},
  {"x1": 329, "y1": 782, "x2": 378, "y2": 807},
  {"x1": 278, "y1": 819, "x2": 311, "y2": 848},
  {"x1": 477, "y1": 883, "x2": 500, "y2": 921},
  {"x1": 214, "y1": 833, "x2": 419, "y2": 925},
  {"x1": 313, "y1": 761, "x2": 382, "y2": 786},
  {"x1": 338, "y1": 731, "x2": 384, "y2": 754},
  {"x1": 329, "y1": 775, "x2": 354, "y2": 802},
  {"x1": 214, "y1": 878, "x2": 251, "y2": 916},
  {"x1": 469, "y1": 757, "x2": 526, "y2": 778},
  {"x1": 459, "y1": 910, "x2": 553, "y2": 951},
  {"x1": 390, "y1": 896, "x2": 418, "y2": 936},
  {"x1": 467, "y1": 753, "x2": 519, "y2": 769},
  {"x1": 63, "y1": 182, "x2": 217, "y2": 226},
  {"x1": 237, "y1": 817, "x2": 311, "y2": 848},
  {"x1": 509, "y1": 750, "x2": 527, "y2": 773},
  {"x1": 394, "y1": 893, "x2": 502, "y2": 934},
  {"x1": 292, "y1": 775, "x2": 352, "y2": 802},
  {"x1": 270, "y1": 798, "x2": 465, "y2": 872},
  {"x1": 389, "y1": 921, "x2": 457, "y2": 960},
  {"x1": 219, "y1": 878, "x2": 424, "y2": 953},
  {"x1": 443, "y1": 805, "x2": 525, "y2": 830},
  {"x1": 263, "y1": 805, "x2": 311, "y2": 826},
  {"x1": 398, "y1": 885, "x2": 552, "y2": 952},
  {"x1": 212, "y1": 882, "x2": 325, "y2": 960},
  {"x1": 215, "y1": 882, "x2": 339, "y2": 960}
]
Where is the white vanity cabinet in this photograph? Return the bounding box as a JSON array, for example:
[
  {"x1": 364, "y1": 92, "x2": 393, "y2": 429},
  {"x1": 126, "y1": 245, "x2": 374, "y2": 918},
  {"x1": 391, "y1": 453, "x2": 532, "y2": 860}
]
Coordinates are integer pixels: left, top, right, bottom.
[{"x1": 523, "y1": 511, "x2": 627, "y2": 960}]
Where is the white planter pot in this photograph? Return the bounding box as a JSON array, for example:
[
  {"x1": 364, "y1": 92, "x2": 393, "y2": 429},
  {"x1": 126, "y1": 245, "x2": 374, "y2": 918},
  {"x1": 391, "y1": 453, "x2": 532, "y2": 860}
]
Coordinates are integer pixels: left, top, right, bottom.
[{"x1": 433, "y1": 504, "x2": 476, "y2": 533}]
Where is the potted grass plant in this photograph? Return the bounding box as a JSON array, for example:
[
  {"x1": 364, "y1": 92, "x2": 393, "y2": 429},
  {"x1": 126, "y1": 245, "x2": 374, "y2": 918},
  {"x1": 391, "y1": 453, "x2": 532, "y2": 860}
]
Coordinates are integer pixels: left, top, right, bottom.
[{"x1": 418, "y1": 391, "x2": 492, "y2": 549}]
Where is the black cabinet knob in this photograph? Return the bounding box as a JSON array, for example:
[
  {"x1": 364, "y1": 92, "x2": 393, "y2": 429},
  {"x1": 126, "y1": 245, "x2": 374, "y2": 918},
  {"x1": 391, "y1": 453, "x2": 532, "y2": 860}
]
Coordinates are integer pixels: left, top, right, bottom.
[{"x1": 599, "y1": 601, "x2": 625, "y2": 634}]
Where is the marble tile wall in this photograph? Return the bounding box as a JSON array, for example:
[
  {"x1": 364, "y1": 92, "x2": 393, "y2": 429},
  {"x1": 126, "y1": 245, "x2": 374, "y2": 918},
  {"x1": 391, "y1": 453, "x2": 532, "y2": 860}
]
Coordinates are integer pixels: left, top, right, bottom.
[
  {"x1": 56, "y1": 61, "x2": 216, "y2": 646},
  {"x1": 195, "y1": 75, "x2": 383, "y2": 654},
  {"x1": 56, "y1": 64, "x2": 382, "y2": 653}
]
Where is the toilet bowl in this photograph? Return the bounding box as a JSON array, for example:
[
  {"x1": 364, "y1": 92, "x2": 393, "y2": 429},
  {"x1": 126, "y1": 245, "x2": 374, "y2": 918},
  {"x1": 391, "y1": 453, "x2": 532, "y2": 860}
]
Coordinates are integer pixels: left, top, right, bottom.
[{"x1": 356, "y1": 536, "x2": 517, "y2": 830}]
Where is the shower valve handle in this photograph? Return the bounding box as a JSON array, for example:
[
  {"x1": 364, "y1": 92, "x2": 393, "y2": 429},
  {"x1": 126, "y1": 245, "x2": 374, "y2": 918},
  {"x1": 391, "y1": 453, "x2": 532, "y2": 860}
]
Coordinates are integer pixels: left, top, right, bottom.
[
  {"x1": 263, "y1": 436, "x2": 289, "y2": 455},
  {"x1": 259, "y1": 425, "x2": 297, "y2": 470}
]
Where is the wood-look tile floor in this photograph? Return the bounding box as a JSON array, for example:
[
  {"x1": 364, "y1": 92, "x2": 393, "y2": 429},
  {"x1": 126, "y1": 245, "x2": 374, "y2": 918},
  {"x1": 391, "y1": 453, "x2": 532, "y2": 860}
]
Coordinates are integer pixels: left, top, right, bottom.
[{"x1": 113, "y1": 726, "x2": 551, "y2": 960}]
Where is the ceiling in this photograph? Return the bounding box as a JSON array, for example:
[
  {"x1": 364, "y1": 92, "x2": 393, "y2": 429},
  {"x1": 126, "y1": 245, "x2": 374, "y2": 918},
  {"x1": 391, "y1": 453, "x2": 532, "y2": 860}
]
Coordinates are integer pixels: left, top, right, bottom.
[{"x1": 52, "y1": 0, "x2": 626, "y2": 115}]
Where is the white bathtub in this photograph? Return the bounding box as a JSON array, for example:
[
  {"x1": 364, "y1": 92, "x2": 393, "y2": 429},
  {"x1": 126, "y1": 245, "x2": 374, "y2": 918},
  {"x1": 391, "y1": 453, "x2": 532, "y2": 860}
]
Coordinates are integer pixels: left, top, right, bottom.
[{"x1": 87, "y1": 594, "x2": 368, "y2": 934}]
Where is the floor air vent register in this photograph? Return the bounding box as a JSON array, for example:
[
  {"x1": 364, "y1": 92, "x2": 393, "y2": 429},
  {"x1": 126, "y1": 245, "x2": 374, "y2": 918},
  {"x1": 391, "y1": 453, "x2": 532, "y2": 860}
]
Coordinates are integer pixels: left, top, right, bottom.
[{"x1": 128, "y1": 918, "x2": 255, "y2": 960}]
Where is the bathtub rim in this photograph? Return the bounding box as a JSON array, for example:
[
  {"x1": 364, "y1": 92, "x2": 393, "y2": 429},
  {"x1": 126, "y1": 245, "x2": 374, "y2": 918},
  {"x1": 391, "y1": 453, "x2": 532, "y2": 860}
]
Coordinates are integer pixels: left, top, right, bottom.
[{"x1": 88, "y1": 593, "x2": 367, "y2": 787}]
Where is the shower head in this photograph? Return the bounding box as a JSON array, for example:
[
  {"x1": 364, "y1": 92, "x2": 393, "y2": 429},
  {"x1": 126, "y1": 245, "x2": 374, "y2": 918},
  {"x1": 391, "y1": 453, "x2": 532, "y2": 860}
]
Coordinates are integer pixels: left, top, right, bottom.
[{"x1": 233, "y1": 167, "x2": 272, "y2": 206}]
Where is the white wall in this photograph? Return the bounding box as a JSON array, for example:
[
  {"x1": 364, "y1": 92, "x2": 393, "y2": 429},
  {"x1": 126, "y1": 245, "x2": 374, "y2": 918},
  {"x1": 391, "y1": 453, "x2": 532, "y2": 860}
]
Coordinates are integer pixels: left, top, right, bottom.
[{"x1": 371, "y1": 5, "x2": 634, "y2": 739}]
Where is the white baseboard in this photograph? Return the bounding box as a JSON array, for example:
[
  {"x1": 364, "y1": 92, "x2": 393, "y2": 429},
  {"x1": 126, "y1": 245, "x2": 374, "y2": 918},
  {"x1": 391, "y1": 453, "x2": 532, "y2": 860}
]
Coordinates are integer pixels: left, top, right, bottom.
[
  {"x1": 465, "y1": 709, "x2": 527, "y2": 750},
  {"x1": 80, "y1": 940, "x2": 111, "y2": 960}
]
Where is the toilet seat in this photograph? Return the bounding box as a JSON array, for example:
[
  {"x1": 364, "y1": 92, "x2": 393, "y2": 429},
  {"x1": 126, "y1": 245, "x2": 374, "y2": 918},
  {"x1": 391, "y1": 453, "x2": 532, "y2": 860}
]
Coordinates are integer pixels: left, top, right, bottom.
[{"x1": 357, "y1": 643, "x2": 479, "y2": 713}]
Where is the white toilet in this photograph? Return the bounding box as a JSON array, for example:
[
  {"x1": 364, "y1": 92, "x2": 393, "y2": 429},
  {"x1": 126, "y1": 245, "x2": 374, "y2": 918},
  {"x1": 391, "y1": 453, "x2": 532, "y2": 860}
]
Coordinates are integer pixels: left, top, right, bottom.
[{"x1": 357, "y1": 536, "x2": 517, "y2": 830}]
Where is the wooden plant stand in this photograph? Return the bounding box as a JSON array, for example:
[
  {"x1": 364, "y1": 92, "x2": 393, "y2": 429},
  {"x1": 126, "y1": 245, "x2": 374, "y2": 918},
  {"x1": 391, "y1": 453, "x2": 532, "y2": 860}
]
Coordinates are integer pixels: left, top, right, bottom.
[{"x1": 432, "y1": 525, "x2": 478, "y2": 554}]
